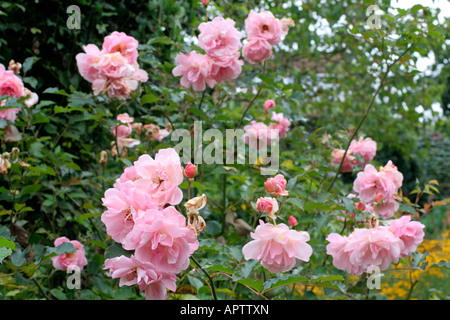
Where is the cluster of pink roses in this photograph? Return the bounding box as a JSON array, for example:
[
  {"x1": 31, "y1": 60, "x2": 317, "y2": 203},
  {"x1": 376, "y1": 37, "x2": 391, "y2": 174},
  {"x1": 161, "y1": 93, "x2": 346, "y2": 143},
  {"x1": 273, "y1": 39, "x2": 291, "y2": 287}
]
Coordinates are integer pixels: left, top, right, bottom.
[
  {"x1": 353, "y1": 160, "x2": 403, "y2": 218},
  {"x1": 242, "y1": 11, "x2": 293, "y2": 64},
  {"x1": 326, "y1": 215, "x2": 424, "y2": 275},
  {"x1": 243, "y1": 173, "x2": 313, "y2": 273},
  {"x1": 243, "y1": 109, "x2": 291, "y2": 147},
  {"x1": 331, "y1": 137, "x2": 377, "y2": 173},
  {"x1": 172, "y1": 16, "x2": 243, "y2": 91},
  {"x1": 101, "y1": 148, "x2": 198, "y2": 299},
  {"x1": 0, "y1": 61, "x2": 39, "y2": 142},
  {"x1": 76, "y1": 31, "x2": 148, "y2": 100}
]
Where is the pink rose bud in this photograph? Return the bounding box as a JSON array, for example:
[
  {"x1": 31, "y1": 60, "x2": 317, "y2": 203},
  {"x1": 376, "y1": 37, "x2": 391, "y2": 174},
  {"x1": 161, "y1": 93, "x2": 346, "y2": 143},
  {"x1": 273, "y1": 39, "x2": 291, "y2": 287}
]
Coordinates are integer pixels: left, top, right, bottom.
[
  {"x1": 288, "y1": 215, "x2": 297, "y2": 227},
  {"x1": 355, "y1": 201, "x2": 366, "y2": 211},
  {"x1": 184, "y1": 162, "x2": 198, "y2": 179},
  {"x1": 202, "y1": 0, "x2": 209, "y2": 5},
  {"x1": 264, "y1": 174, "x2": 289, "y2": 197},
  {"x1": 264, "y1": 99, "x2": 276, "y2": 111},
  {"x1": 256, "y1": 197, "x2": 279, "y2": 219},
  {"x1": 374, "y1": 193, "x2": 383, "y2": 203}
]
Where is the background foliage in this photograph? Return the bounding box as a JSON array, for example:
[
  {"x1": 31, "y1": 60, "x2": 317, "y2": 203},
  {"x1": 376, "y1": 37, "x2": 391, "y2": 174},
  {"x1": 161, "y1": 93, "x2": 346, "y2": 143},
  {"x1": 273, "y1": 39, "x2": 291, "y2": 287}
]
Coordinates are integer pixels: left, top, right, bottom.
[{"x1": 0, "y1": 0, "x2": 448, "y2": 300}]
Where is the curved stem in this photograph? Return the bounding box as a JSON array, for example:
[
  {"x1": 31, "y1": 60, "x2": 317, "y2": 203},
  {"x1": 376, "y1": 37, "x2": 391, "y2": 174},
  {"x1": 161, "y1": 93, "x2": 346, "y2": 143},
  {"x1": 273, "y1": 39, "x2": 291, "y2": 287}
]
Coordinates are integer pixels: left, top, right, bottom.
[
  {"x1": 326, "y1": 43, "x2": 415, "y2": 192},
  {"x1": 238, "y1": 61, "x2": 267, "y2": 127},
  {"x1": 190, "y1": 256, "x2": 218, "y2": 300}
]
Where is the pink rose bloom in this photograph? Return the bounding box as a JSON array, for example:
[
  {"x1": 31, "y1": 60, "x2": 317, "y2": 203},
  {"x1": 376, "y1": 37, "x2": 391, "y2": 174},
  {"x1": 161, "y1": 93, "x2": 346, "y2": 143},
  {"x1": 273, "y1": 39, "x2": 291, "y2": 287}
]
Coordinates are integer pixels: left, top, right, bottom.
[
  {"x1": 111, "y1": 124, "x2": 132, "y2": 138},
  {"x1": 387, "y1": 215, "x2": 425, "y2": 257},
  {"x1": 346, "y1": 227, "x2": 403, "y2": 274},
  {"x1": 379, "y1": 160, "x2": 403, "y2": 190},
  {"x1": 326, "y1": 233, "x2": 363, "y2": 275},
  {"x1": 51, "y1": 237, "x2": 88, "y2": 271},
  {"x1": 93, "y1": 75, "x2": 144, "y2": 100},
  {"x1": 102, "y1": 31, "x2": 139, "y2": 65},
  {"x1": 198, "y1": 17, "x2": 242, "y2": 58},
  {"x1": 75, "y1": 44, "x2": 103, "y2": 82},
  {"x1": 353, "y1": 164, "x2": 399, "y2": 205},
  {"x1": 264, "y1": 174, "x2": 289, "y2": 197},
  {"x1": 331, "y1": 149, "x2": 357, "y2": 173},
  {"x1": 133, "y1": 148, "x2": 184, "y2": 207},
  {"x1": 104, "y1": 255, "x2": 177, "y2": 300},
  {"x1": 245, "y1": 11, "x2": 283, "y2": 45},
  {"x1": 349, "y1": 137, "x2": 377, "y2": 163},
  {"x1": 0, "y1": 63, "x2": 25, "y2": 98},
  {"x1": 114, "y1": 137, "x2": 141, "y2": 156},
  {"x1": 243, "y1": 121, "x2": 279, "y2": 148},
  {"x1": 256, "y1": 197, "x2": 279, "y2": 219},
  {"x1": 123, "y1": 206, "x2": 199, "y2": 274},
  {"x1": 264, "y1": 99, "x2": 275, "y2": 111},
  {"x1": 0, "y1": 101, "x2": 20, "y2": 123},
  {"x1": 101, "y1": 181, "x2": 157, "y2": 243},
  {"x1": 210, "y1": 53, "x2": 243, "y2": 83},
  {"x1": 269, "y1": 112, "x2": 290, "y2": 138},
  {"x1": 95, "y1": 52, "x2": 135, "y2": 79},
  {"x1": 374, "y1": 199, "x2": 399, "y2": 219},
  {"x1": 242, "y1": 38, "x2": 272, "y2": 64},
  {"x1": 172, "y1": 51, "x2": 216, "y2": 91},
  {"x1": 114, "y1": 165, "x2": 141, "y2": 187},
  {"x1": 242, "y1": 220, "x2": 313, "y2": 273},
  {"x1": 117, "y1": 112, "x2": 134, "y2": 124}
]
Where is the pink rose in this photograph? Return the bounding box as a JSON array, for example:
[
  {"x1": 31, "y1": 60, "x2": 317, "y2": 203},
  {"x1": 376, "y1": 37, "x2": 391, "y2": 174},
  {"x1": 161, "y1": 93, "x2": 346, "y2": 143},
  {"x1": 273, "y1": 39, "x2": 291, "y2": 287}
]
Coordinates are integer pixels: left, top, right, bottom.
[
  {"x1": 117, "y1": 113, "x2": 134, "y2": 124},
  {"x1": 198, "y1": 17, "x2": 242, "y2": 58},
  {"x1": 104, "y1": 255, "x2": 177, "y2": 300},
  {"x1": 51, "y1": 237, "x2": 88, "y2": 271},
  {"x1": 172, "y1": 51, "x2": 216, "y2": 91},
  {"x1": 101, "y1": 180, "x2": 157, "y2": 243},
  {"x1": 242, "y1": 38, "x2": 272, "y2": 64},
  {"x1": 245, "y1": 11, "x2": 283, "y2": 45},
  {"x1": 256, "y1": 197, "x2": 279, "y2": 219},
  {"x1": 0, "y1": 101, "x2": 20, "y2": 123},
  {"x1": 349, "y1": 137, "x2": 377, "y2": 163},
  {"x1": 379, "y1": 160, "x2": 403, "y2": 190},
  {"x1": 242, "y1": 220, "x2": 313, "y2": 273},
  {"x1": 263, "y1": 99, "x2": 275, "y2": 111},
  {"x1": 123, "y1": 206, "x2": 199, "y2": 274},
  {"x1": 353, "y1": 163, "x2": 399, "y2": 205},
  {"x1": 269, "y1": 112, "x2": 290, "y2": 138},
  {"x1": 387, "y1": 215, "x2": 425, "y2": 257},
  {"x1": 327, "y1": 226, "x2": 405, "y2": 275},
  {"x1": 264, "y1": 174, "x2": 289, "y2": 197},
  {"x1": 210, "y1": 53, "x2": 243, "y2": 83},
  {"x1": 0, "y1": 63, "x2": 25, "y2": 98},
  {"x1": 243, "y1": 121, "x2": 279, "y2": 148},
  {"x1": 133, "y1": 148, "x2": 184, "y2": 207},
  {"x1": 102, "y1": 31, "x2": 139, "y2": 65},
  {"x1": 75, "y1": 44, "x2": 103, "y2": 82},
  {"x1": 4, "y1": 125, "x2": 22, "y2": 142},
  {"x1": 331, "y1": 149, "x2": 357, "y2": 173}
]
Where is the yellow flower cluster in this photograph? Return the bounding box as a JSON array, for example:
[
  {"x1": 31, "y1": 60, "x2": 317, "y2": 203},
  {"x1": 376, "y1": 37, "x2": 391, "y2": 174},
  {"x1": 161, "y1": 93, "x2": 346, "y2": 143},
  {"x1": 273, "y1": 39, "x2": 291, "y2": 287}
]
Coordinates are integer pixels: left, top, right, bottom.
[{"x1": 380, "y1": 229, "x2": 450, "y2": 299}]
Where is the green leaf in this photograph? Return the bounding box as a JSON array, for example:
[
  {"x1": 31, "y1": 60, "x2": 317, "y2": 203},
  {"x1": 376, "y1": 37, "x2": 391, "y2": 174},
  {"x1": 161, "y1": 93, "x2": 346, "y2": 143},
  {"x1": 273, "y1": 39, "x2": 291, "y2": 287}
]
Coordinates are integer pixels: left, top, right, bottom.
[
  {"x1": 22, "y1": 57, "x2": 40, "y2": 73},
  {"x1": 287, "y1": 198, "x2": 304, "y2": 209},
  {"x1": 141, "y1": 93, "x2": 160, "y2": 105},
  {"x1": 263, "y1": 275, "x2": 308, "y2": 292},
  {"x1": 104, "y1": 242, "x2": 132, "y2": 260},
  {"x1": 236, "y1": 278, "x2": 264, "y2": 292},
  {"x1": 50, "y1": 288, "x2": 67, "y2": 300},
  {"x1": 0, "y1": 247, "x2": 12, "y2": 263},
  {"x1": 0, "y1": 237, "x2": 17, "y2": 251}
]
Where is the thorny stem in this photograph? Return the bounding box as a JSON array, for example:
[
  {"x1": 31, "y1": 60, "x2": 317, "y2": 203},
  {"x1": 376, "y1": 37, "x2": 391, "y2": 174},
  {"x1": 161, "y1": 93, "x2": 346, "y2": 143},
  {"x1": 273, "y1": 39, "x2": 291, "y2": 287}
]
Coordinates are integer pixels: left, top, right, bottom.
[
  {"x1": 190, "y1": 256, "x2": 218, "y2": 300},
  {"x1": 325, "y1": 43, "x2": 415, "y2": 192}
]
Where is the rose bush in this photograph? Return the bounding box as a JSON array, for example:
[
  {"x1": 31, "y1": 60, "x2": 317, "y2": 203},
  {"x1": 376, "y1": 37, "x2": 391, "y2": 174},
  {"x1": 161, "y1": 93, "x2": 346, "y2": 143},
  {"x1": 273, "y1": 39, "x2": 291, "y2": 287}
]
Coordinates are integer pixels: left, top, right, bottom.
[{"x1": 0, "y1": 0, "x2": 448, "y2": 301}]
